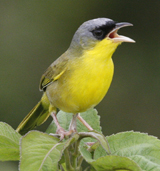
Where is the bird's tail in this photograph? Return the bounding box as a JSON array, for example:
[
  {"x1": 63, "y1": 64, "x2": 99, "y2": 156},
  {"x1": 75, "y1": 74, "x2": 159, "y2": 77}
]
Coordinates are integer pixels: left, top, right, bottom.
[{"x1": 16, "y1": 93, "x2": 54, "y2": 135}]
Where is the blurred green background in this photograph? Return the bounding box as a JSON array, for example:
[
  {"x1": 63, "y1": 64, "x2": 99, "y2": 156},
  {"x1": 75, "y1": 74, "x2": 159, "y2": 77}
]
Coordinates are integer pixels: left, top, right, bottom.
[{"x1": 0, "y1": 0, "x2": 160, "y2": 170}]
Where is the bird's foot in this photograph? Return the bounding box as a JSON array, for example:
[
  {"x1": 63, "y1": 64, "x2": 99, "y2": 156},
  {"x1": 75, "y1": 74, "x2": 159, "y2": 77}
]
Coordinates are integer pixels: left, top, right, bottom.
[
  {"x1": 50, "y1": 112, "x2": 77, "y2": 140},
  {"x1": 57, "y1": 127, "x2": 75, "y2": 140},
  {"x1": 50, "y1": 127, "x2": 74, "y2": 140}
]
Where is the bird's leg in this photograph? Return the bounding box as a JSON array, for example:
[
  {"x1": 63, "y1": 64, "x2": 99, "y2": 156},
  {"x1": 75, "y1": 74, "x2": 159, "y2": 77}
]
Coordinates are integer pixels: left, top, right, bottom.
[
  {"x1": 69, "y1": 113, "x2": 78, "y2": 132},
  {"x1": 77, "y1": 113, "x2": 93, "y2": 131},
  {"x1": 51, "y1": 112, "x2": 93, "y2": 140},
  {"x1": 50, "y1": 112, "x2": 67, "y2": 140},
  {"x1": 50, "y1": 112, "x2": 78, "y2": 140}
]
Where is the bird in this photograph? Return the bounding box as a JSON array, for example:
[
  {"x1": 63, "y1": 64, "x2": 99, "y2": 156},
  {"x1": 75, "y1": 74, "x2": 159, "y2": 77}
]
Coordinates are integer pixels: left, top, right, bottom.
[{"x1": 16, "y1": 18, "x2": 135, "y2": 138}]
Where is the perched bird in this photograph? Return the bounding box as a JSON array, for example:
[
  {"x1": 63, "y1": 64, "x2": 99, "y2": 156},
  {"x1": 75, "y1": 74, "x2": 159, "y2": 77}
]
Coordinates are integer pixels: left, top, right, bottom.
[{"x1": 16, "y1": 18, "x2": 135, "y2": 138}]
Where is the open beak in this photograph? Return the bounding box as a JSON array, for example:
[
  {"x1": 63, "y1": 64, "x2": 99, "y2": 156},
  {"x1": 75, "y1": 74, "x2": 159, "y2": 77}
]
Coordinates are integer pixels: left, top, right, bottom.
[{"x1": 107, "y1": 22, "x2": 135, "y2": 43}]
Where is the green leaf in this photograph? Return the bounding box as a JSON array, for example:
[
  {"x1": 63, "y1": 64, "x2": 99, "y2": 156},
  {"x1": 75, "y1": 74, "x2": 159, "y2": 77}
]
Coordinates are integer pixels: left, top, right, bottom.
[
  {"x1": 91, "y1": 155, "x2": 142, "y2": 171},
  {"x1": 0, "y1": 122, "x2": 21, "y2": 161},
  {"x1": 20, "y1": 131, "x2": 60, "y2": 171},
  {"x1": 60, "y1": 163, "x2": 67, "y2": 171},
  {"x1": 20, "y1": 131, "x2": 79, "y2": 171},
  {"x1": 78, "y1": 131, "x2": 111, "y2": 163},
  {"x1": 89, "y1": 166, "x2": 97, "y2": 171},
  {"x1": 95, "y1": 131, "x2": 160, "y2": 171},
  {"x1": 46, "y1": 108, "x2": 101, "y2": 134},
  {"x1": 79, "y1": 137, "x2": 94, "y2": 163},
  {"x1": 79, "y1": 135, "x2": 141, "y2": 171}
]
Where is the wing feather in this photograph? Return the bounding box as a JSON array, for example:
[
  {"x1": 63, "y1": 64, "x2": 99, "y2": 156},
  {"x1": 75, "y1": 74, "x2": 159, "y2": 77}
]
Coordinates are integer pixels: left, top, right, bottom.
[{"x1": 39, "y1": 54, "x2": 69, "y2": 91}]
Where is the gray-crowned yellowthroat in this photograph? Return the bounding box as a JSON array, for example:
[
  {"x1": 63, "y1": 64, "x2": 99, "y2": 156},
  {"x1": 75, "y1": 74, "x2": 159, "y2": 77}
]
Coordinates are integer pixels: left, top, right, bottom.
[{"x1": 16, "y1": 18, "x2": 135, "y2": 138}]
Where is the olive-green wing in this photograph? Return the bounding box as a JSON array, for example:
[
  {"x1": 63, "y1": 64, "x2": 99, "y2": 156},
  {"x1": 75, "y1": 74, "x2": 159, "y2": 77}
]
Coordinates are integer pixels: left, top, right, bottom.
[{"x1": 39, "y1": 54, "x2": 69, "y2": 91}]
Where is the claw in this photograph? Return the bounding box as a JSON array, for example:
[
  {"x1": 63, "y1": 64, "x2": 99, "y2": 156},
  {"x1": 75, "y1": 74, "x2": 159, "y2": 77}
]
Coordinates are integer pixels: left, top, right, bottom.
[
  {"x1": 56, "y1": 127, "x2": 73, "y2": 140},
  {"x1": 86, "y1": 142, "x2": 95, "y2": 146},
  {"x1": 50, "y1": 129, "x2": 74, "y2": 140}
]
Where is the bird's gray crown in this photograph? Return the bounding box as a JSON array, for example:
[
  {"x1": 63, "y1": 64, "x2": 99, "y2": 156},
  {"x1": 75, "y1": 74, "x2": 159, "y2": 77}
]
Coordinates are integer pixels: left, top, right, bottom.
[{"x1": 69, "y1": 18, "x2": 116, "y2": 52}]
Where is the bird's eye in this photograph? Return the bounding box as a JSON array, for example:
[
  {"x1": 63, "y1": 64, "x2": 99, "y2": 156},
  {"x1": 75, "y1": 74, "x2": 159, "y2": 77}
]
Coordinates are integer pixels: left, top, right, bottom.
[{"x1": 92, "y1": 29, "x2": 105, "y2": 39}]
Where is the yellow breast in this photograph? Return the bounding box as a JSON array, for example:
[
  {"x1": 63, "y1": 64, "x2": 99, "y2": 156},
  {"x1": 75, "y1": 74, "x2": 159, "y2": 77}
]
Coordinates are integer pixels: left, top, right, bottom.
[{"x1": 47, "y1": 39, "x2": 120, "y2": 113}]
